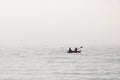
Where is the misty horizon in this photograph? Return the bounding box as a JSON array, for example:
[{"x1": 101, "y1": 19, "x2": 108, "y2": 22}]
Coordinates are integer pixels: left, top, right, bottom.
[{"x1": 0, "y1": 0, "x2": 120, "y2": 46}]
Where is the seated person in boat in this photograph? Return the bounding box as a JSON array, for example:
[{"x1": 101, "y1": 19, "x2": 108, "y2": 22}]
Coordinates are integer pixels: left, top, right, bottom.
[
  {"x1": 74, "y1": 47, "x2": 81, "y2": 53},
  {"x1": 68, "y1": 47, "x2": 73, "y2": 53}
]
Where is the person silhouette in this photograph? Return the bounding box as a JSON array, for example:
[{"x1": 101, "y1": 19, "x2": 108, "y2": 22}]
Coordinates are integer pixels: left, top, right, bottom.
[
  {"x1": 74, "y1": 47, "x2": 78, "y2": 53},
  {"x1": 68, "y1": 47, "x2": 72, "y2": 52}
]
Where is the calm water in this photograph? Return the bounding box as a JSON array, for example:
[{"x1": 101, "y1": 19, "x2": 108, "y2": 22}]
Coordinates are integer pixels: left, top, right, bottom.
[{"x1": 0, "y1": 46, "x2": 120, "y2": 80}]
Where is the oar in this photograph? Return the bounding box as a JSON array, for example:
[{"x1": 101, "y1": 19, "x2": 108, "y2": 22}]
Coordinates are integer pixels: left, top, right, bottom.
[{"x1": 78, "y1": 46, "x2": 83, "y2": 50}]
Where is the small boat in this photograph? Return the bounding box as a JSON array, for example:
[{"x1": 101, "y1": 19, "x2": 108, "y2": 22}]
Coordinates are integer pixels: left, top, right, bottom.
[
  {"x1": 67, "y1": 47, "x2": 83, "y2": 53},
  {"x1": 67, "y1": 50, "x2": 81, "y2": 53}
]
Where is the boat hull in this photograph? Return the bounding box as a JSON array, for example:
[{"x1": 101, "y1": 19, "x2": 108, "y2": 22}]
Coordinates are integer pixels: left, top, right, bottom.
[{"x1": 67, "y1": 50, "x2": 81, "y2": 53}]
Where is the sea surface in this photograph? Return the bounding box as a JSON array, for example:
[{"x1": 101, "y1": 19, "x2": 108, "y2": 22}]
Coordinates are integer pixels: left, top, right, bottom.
[{"x1": 0, "y1": 46, "x2": 120, "y2": 80}]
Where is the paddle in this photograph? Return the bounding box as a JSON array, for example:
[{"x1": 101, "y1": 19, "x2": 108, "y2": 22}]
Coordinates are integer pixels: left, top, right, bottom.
[{"x1": 77, "y1": 46, "x2": 83, "y2": 50}]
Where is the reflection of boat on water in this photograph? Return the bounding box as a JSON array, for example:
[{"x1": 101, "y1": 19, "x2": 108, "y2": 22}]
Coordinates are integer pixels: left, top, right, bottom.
[{"x1": 67, "y1": 50, "x2": 81, "y2": 53}]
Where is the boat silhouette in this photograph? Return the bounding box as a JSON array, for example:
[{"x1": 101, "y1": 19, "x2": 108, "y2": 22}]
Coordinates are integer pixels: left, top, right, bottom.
[
  {"x1": 67, "y1": 50, "x2": 81, "y2": 53},
  {"x1": 67, "y1": 47, "x2": 82, "y2": 53}
]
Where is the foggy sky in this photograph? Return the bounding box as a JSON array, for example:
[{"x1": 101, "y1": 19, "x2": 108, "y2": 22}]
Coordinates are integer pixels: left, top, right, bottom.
[{"x1": 0, "y1": 0, "x2": 120, "y2": 46}]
